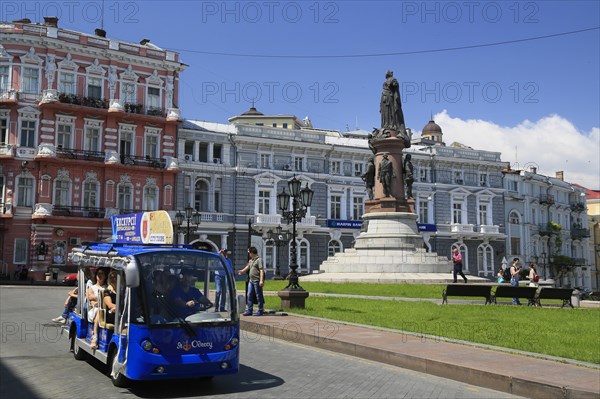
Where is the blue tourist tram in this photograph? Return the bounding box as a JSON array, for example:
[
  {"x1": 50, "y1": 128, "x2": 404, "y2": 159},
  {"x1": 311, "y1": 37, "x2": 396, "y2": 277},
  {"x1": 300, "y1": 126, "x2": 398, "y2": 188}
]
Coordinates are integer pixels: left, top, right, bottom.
[{"x1": 65, "y1": 213, "x2": 240, "y2": 386}]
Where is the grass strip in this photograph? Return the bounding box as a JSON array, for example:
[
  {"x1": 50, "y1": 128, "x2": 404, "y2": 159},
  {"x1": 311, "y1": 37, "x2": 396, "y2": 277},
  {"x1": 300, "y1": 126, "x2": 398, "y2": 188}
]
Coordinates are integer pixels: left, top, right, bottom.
[{"x1": 261, "y1": 295, "x2": 600, "y2": 364}]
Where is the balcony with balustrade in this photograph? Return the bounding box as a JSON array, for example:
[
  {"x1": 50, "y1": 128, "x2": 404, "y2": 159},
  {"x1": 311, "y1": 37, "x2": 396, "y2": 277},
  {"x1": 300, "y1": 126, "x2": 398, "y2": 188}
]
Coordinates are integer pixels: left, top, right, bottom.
[
  {"x1": 539, "y1": 194, "x2": 555, "y2": 205},
  {"x1": 571, "y1": 228, "x2": 590, "y2": 240},
  {"x1": 451, "y1": 224, "x2": 474, "y2": 233},
  {"x1": 479, "y1": 225, "x2": 500, "y2": 234},
  {"x1": 119, "y1": 154, "x2": 166, "y2": 169}
]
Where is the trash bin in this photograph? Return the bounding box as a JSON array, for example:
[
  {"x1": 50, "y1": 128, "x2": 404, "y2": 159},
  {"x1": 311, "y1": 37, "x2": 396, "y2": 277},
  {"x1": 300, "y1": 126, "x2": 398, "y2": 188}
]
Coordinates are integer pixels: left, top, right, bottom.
[
  {"x1": 571, "y1": 290, "x2": 580, "y2": 307},
  {"x1": 52, "y1": 272, "x2": 58, "y2": 280},
  {"x1": 45, "y1": 273, "x2": 51, "y2": 281}
]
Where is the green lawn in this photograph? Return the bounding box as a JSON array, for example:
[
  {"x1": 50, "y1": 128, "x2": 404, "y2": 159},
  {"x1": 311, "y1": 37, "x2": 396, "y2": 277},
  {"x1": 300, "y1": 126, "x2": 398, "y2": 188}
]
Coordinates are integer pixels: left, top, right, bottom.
[
  {"x1": 234, "y1": 280, "x2": 600, "y2": 364},
  {"x1": 263, "y1": 295, "x2": 600, "y2": 364}
]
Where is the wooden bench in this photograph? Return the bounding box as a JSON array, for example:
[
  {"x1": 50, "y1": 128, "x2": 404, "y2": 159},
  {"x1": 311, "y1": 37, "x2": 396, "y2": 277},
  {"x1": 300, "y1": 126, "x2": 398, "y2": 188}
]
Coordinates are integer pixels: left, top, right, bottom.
[
  {"x1": 491, "y1": 286, "x2": 538, "y2": 305},
  {"x1": 534, "y1": 288, "x2": 574, "y2": 308},
  {"x1": 442, "y1": 284, "x2": 492, "y2": 304}
]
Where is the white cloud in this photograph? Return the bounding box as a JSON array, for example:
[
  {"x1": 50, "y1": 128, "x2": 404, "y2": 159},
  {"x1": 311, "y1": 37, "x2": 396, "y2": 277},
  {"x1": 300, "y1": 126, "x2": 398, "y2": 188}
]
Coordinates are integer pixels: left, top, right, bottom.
[{"x1": 427, "y1": 111, "x2": 600, "y2": 190}]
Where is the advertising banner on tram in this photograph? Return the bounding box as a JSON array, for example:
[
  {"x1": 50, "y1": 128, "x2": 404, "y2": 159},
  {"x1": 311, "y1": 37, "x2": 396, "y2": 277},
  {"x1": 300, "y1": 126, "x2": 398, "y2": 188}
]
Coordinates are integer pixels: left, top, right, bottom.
[{"x1": 111, "y1": 211, "x2": 174, "y2": 244}]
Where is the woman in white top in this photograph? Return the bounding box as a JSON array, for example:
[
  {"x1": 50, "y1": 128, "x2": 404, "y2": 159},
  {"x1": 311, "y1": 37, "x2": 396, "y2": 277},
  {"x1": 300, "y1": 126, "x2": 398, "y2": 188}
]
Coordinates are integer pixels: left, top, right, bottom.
[
  {"x1": 528, "y1": 263, "x2": 539, "y2": 287},
  {"x1": 87, "y1": 268, "x2": 108, "y2": 348}
]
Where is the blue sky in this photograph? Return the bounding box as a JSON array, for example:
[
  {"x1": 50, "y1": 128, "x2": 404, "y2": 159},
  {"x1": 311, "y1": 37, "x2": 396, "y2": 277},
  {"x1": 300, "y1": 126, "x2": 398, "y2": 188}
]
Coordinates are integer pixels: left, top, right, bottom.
[{"x1": 3, "y1": 1, "x2": 599, "y2": 187}]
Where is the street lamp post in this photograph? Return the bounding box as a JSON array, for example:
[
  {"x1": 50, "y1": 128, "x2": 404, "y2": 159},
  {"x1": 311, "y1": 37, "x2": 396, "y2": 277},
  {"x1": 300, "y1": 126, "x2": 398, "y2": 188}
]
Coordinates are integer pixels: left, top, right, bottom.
[
  {"x1": 266, "y1": 225, "x2": 290, "y2": 280},
  {"x1": 276, "y1": 176, "x2": 314, "y2": 309},
  {"x1": 175, "y1": 207, "x2": 201, "y2": 244},
  {"x1": 541, "y1": 251, "x2": 547, "y2": 280}
]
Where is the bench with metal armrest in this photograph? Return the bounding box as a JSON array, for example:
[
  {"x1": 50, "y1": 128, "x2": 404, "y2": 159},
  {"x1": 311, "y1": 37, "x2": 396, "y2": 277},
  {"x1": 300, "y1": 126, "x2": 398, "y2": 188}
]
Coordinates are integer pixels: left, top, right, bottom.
[
  {"x1": 491, "y1": 286, "x2": 538, "y2": 305},
  {"x1": 442, "y1": 284, "x2": 493, "y2": 304},
  {"x1": 533, "y1": 288, "x2": 574, "y2": 308}
]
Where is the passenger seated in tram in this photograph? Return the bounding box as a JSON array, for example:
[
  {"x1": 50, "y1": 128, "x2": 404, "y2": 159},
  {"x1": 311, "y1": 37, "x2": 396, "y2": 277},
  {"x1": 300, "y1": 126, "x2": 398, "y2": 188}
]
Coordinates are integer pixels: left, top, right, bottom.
[
  {"x1": 87, "y1": 267, "x2": 109, "y2": 349},
  {"x1": 172, "y1": 271, "x2": 210, "y2": 317},
  {"x1": 103, "y1": 270, "x2": 118, "y2": 325}
]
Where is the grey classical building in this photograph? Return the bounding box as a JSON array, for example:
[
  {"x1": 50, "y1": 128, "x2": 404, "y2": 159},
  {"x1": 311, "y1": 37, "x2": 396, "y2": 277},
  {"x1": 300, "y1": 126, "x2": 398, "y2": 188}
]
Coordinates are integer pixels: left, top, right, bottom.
[
  {"x1": 175, "y1": 107, "x2": 368, "y2": 274},
  {"x1": 502, "y1": 167, "x2": 591, "y2": 288},
  {"x1": 174, "y1": 110, "x2": 517, "y2": 278}
]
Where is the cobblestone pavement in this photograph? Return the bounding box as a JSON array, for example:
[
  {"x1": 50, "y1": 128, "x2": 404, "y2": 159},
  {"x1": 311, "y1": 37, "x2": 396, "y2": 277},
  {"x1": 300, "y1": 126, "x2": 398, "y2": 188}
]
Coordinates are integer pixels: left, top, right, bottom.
[{"x1": 0, "y1": 286, "x2": 524, "y2": 399}]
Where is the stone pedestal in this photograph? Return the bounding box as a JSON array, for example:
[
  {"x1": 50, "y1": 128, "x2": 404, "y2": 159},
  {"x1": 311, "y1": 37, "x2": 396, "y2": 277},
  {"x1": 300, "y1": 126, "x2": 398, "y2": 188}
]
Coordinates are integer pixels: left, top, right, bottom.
[
  {"x1": 319, "y1": 212, "x2": 450, "y2": 274},
  {"x1": 278, "y1": 288, "x2": 310, "y2": 309}
]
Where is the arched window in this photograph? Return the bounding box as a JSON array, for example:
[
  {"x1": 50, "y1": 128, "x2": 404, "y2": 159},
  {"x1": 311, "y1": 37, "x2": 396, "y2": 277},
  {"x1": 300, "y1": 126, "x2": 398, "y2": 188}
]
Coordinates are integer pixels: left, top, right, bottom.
[
  {"x1": 328, "y1": 240, "x2": 342, "y2": 257},
  {"x1": 264, "y1": 241, "x2": 275, "y2": 274},
  {"x1": 509, "y1": 211, "x2": 521, "y2": 224},
  {"x1": 477, "y1": 243, "x2": 494, "y2": 276},
  {"x1": 194, "y1": 179, "x2": 209, "y2": 212},
  {"x1": 290, "y1": 238, "x2": 310, "y2": 273}
]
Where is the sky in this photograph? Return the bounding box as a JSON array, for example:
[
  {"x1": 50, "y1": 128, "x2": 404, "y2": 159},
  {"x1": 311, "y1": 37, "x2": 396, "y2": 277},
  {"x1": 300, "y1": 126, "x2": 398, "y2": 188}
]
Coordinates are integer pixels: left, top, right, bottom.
[{"x1": 2, "y1": 0, "x2": 599, "y2": 188}]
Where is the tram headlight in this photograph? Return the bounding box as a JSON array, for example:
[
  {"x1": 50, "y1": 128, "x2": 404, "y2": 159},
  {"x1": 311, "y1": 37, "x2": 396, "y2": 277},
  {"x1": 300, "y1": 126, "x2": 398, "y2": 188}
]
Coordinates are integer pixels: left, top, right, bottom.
[
  {"x1": 224, "y1": 337, "x2": 239, "y2": 350},
  {"x1": 141, "y1": 339, "x2": 159, "y2": 353}
]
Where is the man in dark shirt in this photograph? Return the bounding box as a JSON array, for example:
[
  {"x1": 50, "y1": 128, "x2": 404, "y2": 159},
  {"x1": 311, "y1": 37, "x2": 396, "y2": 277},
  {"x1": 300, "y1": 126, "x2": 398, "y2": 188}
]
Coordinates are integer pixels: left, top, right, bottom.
[{"x1": 173, "y1": 272, "x2": 204, "y2": 317}]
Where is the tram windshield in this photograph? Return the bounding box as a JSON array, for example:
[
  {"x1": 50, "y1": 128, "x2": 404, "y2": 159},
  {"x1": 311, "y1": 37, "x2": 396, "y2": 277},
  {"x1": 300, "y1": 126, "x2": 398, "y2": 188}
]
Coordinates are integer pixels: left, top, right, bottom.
[{"x1": 134, "y1": 251, "x2": 233, "y2": 326}]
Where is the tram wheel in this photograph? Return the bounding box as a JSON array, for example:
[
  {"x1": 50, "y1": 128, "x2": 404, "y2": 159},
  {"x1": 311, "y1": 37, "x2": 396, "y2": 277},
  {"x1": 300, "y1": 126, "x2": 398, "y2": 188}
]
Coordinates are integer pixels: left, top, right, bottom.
[
  {"x1": 108, "y1": 349, "x2": 129, "y2": 387},
  {"x1": 72, "y1": 334, "x2": 87, "y2": 361}
]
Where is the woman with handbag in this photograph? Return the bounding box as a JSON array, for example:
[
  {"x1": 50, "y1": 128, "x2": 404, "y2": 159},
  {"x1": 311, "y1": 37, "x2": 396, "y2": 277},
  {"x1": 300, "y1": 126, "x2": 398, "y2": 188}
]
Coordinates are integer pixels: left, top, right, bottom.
[{"x1": 528, "y1": 263, "x2": 539, "y2": 287}]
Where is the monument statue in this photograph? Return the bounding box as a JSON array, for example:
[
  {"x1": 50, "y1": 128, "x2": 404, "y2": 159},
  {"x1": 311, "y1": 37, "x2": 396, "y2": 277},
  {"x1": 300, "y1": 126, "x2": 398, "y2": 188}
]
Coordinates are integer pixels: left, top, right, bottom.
[
  {"x1": 376, "y1": 70, "x2": 411, "y2": 148},
  {"x1": 378, "y1": 154, "x2": 395, "y2": 197},
  {"x1": 361, "y1": 157, "x2": 375, "y2": 199},
  {"x1": 403, "y1": 154, "x2": 414, "y2": 199},
  {"x1": 380, "y1": 70, "x2": 405, "y2": 132}
]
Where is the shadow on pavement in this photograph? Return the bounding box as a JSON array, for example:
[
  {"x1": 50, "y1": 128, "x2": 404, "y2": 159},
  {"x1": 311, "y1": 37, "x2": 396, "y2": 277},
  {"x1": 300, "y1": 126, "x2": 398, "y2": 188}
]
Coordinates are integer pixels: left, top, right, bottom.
[
  {"x1": 0, "y1": 359, "x2": 42, "y2": 399},
  {"x1": 127, "y1": 364, "x2": 284, "y2": 398}
]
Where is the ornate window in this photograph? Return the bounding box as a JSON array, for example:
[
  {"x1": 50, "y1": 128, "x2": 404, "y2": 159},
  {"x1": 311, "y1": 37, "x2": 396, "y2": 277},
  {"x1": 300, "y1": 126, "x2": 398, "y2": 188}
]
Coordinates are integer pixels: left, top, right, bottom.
[
  {"x1": 20, "y1": 119, "x2": 36, "y2": 148},
  {"x1": 117, "y1": 184, "x2": 133, "y2": 212},
  {"x1": 352, "y1": 196, "x2": 364, "y2": 220},
  {"x1": 56, "y1": 117, "x2": 75, "y2": 149},
  {"x1": 194, "y1": 179, "x2": 209, "y2": 212},
  {"x1": 477, "y1": 243, "x2": 494, "y2": 276},
  {"x1": 14, "y1": 238, "x2": 28, "y2": 263},
  {"x1": 16, "y1": 176, "x2": 34, "y2": 207},
  {"x1": 0, "y1": 112, "x2": 8, "y2": 145},
  {"x1": 258, "y1": 190, "x2": 271, "y2": 214},
  {"x1": 22, "y1": 66, "x2": 40, "y2": 94},
  {"x1": 54, "y1": 177, "x2": 71, "y2": 207},
  {"x1": 59, "y1": 71, "x2": 75, "y2": 94},
  {"x1": 143, "y1": 185, "x2": 158, "y2": 211},
  {"x1": 330, "y1": 195, "x2": 342, "y2": 219},
  {"x1": 0, "y1": 65, "x2": 10, "y2": 93},
  {"x1": 83, "y1": 180, "x2": 99, "y2": 208},
  {"x1": 328, "y1": 240, "x2": 342, "y2": 257},
  {"x1": 87, "y1": 76, "x2": 102, "y2": 99}
]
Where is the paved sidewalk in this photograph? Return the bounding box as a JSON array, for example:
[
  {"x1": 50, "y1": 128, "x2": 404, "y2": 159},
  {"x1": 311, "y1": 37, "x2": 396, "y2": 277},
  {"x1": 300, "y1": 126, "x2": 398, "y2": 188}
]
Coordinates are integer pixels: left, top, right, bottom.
[{"x1": 240, "y1": 313, "x2": 599, "y2": 399}]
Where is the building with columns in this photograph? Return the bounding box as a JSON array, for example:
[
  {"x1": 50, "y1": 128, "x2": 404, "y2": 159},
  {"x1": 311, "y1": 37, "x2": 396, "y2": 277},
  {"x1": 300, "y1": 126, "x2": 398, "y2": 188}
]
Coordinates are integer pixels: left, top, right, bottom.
[
  {"x1": 503, "y1": 165, "x2": 591, "y2": 288},
  {"x1": 406, "y1": 120, "x2": 507, "y2": 277},
  {"x1": 176, "y1": 113, "x2": 513, "y2": 278},
  {"x1": 0, "y1": 18, "x2": 185, "y2": 279}
]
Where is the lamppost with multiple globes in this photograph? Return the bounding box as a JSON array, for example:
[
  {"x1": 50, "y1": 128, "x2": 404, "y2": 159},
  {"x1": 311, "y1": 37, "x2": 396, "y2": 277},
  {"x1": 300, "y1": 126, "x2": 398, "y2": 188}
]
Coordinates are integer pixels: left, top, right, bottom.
[
  {"x1": 175, "y1": 207, "x2": 201, "y2": 244},
  {"x1": 276, "y1": 176, "x2": 314, "y2": 308},
  {"x1": 266, "y1": 225, "x2": 290, "y2": 280}
]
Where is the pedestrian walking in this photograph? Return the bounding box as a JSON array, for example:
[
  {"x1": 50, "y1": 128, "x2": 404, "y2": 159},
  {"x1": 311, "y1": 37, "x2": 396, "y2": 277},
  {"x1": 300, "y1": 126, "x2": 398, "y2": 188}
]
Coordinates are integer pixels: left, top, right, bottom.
[
  {"x1": 510, "y1": 258, "x2": 523, "y2": 305},
  {"x1": 528, "y1": 263, "x2": 539, "y2": 287},
  {"x1": 238, "y1": 247, "x2": 265, "y2": 316},
  {"x1": 451, "y1": 247, "x2": 468, "y2": 283}
]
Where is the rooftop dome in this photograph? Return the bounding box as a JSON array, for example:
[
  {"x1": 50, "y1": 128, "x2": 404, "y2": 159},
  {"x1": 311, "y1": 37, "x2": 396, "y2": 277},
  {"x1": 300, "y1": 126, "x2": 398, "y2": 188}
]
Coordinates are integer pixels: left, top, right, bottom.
[
  {"x1": 422, "y1": 120, "x2": 442, "y2": 136},
  {"x1": 241, "y1": 106, "x2": 264, "y2": 116}
]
